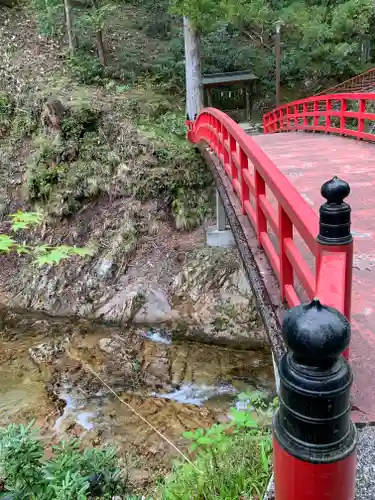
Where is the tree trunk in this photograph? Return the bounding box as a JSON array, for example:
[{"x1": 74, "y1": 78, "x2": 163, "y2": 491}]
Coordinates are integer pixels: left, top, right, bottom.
[
  {"x1": 183, "y1": 17, "x2": 203, "y2": 120},
  {"x1": 64, "y1": 0, "x2": 74, "y2": 55},
  {"x1": 92, "y1": 0, "x2": 106, "y2": 66},
  {"x1": 96, "y1": 29, "x2": 106, "y2": 66}
]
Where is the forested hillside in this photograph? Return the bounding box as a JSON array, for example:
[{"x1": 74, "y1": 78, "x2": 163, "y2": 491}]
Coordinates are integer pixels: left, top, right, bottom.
[
  {"x1": 0, "y1": 0, "x2": 374, "y2": 498},
  {"x1": 7, "y1": 0, "x2": 374, "y2": 102}
]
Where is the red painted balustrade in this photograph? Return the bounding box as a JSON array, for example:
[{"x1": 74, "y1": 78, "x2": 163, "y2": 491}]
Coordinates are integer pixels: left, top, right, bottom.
[
  {"x1": 263, "y1": 93, "x2": 375, "y2": 141},
  {"x1": 189, "y1": 108, "x2": 352, "y2": 327}
]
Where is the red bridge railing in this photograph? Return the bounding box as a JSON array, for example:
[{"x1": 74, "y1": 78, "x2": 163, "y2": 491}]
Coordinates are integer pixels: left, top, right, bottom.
[
  {"x1": 189, "y1": 108, "x2": 352, "y2": 343},
  {"x1": 263, "y1": 92, "x2": 375, "y2": 141}
]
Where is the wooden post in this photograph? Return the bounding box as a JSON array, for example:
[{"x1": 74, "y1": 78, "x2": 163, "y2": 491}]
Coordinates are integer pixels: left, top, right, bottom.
[
  {"x1": 275, "y1": 21, "x2": 282, "y2": 108},
  {"x1": 207, "y1": 87, "x2": 212, "y2": 107},
  {"x1": 245, "y1": 85, "x2": 250, "y2": 122}
]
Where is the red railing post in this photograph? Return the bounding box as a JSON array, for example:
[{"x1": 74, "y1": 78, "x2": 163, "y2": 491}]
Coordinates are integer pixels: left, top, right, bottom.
[
  {"x1": 239, "y1": 148, "x2": 249, "y2": 215},
  {"x1": 273, "y1": 300, "x2": 357, "y2": 500},
  {"x1": 279, "y1": 206, "x2": 293, "y2": 301},
  {"x1": 303, "y1": 102, "x2": 308, "y2": 127},
  {"x1": 358, "y1": 98, "x2": 366, "y2": 136},
  {"x1": 340, "y1": 98, "x2": 346, "y2": 133},
  {"x1": 326, "y1": 98, "x2": 331, "y2": 130},
  {"x1": 230, "y1": 135, "x2": 237, "y2": 182},
  {"x1": 255, "y1": 170, "x2": 267, "y2": 245},
  {"x1": 315, "y1": 177, "x2": 353, "y2": 359},
  {"x1": 313, "y1": 100, "x2": 319, "y2": 128}
]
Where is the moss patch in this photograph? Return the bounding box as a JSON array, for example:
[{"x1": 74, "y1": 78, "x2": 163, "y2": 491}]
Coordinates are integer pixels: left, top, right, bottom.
[{"x1": 22, "y1": 94, "x2": 213, "y2": 227}]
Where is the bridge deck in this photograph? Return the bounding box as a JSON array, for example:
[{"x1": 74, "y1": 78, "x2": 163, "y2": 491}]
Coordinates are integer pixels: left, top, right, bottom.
[{"x1": 253, "y1": 132, "x2": 375, "y2": 422}]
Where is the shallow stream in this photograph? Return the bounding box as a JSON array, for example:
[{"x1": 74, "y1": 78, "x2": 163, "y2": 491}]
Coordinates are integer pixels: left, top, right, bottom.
[{"x1": 0, "y1": 314, "x2": 274, "y2": 487}]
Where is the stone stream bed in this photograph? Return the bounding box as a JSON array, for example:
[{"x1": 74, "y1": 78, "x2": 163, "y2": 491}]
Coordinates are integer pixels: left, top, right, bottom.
[{"x1": 0, "y1": 309, "x2": 274, "y2": 491}]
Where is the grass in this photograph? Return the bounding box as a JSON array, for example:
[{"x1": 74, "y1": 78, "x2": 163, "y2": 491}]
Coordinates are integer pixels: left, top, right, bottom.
[
  {"x1": 159, "y1": 391, "x2": 276, "y2": 500},
  {"x1": 162, "y1": 433, "x2": 271, "y2": 499}
]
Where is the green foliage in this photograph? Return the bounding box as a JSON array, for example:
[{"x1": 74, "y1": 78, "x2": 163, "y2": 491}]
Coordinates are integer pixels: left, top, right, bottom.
[
  {"x1": 60, "y1": 105, "x2": 100, "y2": 141},
  {"x1": 171, "y1": 0, "x2": 375, "y2": 92},
  {"x1": 0, "y1": 91, "x2": 14, "y2": 135},
  {"x1": 0, "y1": 422, "x2": 127, "y2": 499},
  {"x1": 26, "y1": 100, "x2": 117, "y2": 217},
  {"x1": 69, "y1": 53, "x2": 103, "y2": 85},
  {"x1": 0, "y1": 211, "x2": 95, "y2": 265},
  {"x1": 172, "y1": 188, "x2": 212, "y2": 230},
  {"x1": 161, "y1": 391, "x2": 277, "y2": 499},
  {"x1": 31, "y1": 0, "x2": 64, "y2": 38}
]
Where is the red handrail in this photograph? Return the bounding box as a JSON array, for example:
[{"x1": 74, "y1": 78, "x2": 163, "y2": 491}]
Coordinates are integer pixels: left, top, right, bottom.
[
  {"x1": 263, "y1": 92, "x2": 375, "y2": 141},
  {"x1": 190, "y1": 108, "x2": 352, "y2": 328}
]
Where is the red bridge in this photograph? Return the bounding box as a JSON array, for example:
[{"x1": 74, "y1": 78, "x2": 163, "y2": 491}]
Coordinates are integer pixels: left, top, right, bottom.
[{"x1": 187, "y1": 87, "x2": 375, "y2": 425}]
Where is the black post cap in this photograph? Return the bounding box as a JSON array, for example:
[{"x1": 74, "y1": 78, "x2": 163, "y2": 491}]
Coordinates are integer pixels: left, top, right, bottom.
[
  {"x1": 282, "y1": 298, "x2": 350, "y2": 363},
  {"x1": 317, "y1": 176, "x2": 352, "y2": 245},
  {"x1": 274, "y1": 299, "x2": 356, "y2": 462}
]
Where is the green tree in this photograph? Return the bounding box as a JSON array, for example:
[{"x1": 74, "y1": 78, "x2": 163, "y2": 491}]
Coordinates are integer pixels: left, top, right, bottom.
[{"x1": 170, "y1": 0, "x2": 375, "y2": 94}]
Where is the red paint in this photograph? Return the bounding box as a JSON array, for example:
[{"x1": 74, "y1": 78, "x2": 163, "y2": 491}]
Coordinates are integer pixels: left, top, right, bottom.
[
  {"x1": 273, "y1": 437, "x2": 357, "y2": 500},
  {"x1": 187, "y1": 105, "x2": 375, "y2": 420},
  {"x1": 189, "y1": 107, "x2": 350, "y2": 322},
  {"x1": 316, "y1": 243, "x2": 353, "y2": 359},
  {"x1": 252, "y1": 131, "x2": 375, "y2": 422},
  {"x1": 263, "y1": 92, "x2": 375, "y2": 142}
]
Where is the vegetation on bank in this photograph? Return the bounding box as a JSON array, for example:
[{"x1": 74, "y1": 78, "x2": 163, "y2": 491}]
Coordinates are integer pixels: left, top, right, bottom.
[
  {"x1": 0, "y1": 422, "x2": 128, "y2": 499},
  {"x1": 0, "y1": 393, "x2": 275, "y2": 499},
  {"x1": 162, "y1": 391, "x2": 276, "y2": 499},
  {"x1": 0, "y1": 85, "x2": 213, "y2": 231}
]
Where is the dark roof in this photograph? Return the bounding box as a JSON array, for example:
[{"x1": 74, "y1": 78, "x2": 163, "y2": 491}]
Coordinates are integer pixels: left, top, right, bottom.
[{"x1": 202, "y1": 70, "x2": 258, "y2": 86}]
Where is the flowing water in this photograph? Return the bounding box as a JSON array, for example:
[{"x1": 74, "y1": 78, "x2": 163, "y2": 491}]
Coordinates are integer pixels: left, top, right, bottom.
[{"x1": 0, "y1": 312, "x2": 275, "y2": 487}]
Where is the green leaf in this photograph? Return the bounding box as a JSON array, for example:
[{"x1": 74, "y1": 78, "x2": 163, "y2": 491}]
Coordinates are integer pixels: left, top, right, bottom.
[
  {"x1": 0, "y1": 235, "x2": 16, "y2": 252},
  {"x1": 9, "y1": 211, "x2": 43, "y2": 231}
]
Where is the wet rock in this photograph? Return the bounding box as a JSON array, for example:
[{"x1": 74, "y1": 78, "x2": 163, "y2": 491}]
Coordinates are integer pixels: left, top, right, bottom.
[
  {"x1": 171, "y1": 247, "x2": 267, "y2": 349},
  {"x1": 142, "y1": 341, "x2": 171, "y2": 389},
  {"x1": 96, "y1": 258, "x2": 117, "y2": 279},
  {"x1": 94, "y1": 283, "x2": 146, "y2": 325},
  {"x1": 133, "y1": 285, "x2": 177, "y2": 324},
  {"x1": 99, "y1": 337, "x2": 120, "y2": 356},
  {"x1": 29, "y1": 341, "x2": 65, "y2": 365}
]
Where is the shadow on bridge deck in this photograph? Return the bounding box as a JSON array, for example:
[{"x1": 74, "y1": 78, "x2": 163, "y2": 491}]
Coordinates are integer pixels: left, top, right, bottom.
[{"x1": 253, "y1": 132, "x2": 375, "y2": 423}]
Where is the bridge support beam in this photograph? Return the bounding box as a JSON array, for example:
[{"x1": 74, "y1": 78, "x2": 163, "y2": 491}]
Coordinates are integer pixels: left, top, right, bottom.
[{"x1": 206, "y1": 190, "x2": 235, "y2": 248}]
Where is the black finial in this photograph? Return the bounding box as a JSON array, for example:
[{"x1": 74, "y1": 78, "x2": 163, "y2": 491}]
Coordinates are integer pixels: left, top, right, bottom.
[
  {"x1": 317, "y1": 176, "x2": 352, "y2": 246},
  {"x1": 274, "y1": 300, "x2": 356, "y2": 466},
  {"x1": 282, "y1": 299, "x2": 350, "y2": 364},
  {"x1": 321, "y1": 176, "x2": 350, "y2": 204}
]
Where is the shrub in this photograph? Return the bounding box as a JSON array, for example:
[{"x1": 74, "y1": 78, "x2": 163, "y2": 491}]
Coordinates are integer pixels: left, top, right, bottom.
[
  {"x1": 0, "y1": 422, "x2": 127, "y2": 499},
  {"x1": 161, "y1": 391, "x2": 277, "y2": 499},
  {"x1": 60, "y1": 105, "x2": 100, "y2": 141},
  {"x1": 69, "y1": 54, "x2": 103, "y2": 85}
]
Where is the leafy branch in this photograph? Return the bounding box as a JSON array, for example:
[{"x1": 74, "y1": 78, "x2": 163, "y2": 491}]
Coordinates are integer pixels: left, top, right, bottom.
[{"x1": 0, "y1": 211, "x2": 95, "y2": 266}]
